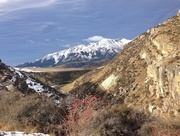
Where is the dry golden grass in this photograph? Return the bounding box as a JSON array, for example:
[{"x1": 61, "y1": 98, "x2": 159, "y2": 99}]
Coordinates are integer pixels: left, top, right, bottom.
[
  {"x1": 28, "y1": 67, "x2": 93, "y2": 73},
  {"x1": 0, "y1": 90, "x2": 66, "y2": 135}
]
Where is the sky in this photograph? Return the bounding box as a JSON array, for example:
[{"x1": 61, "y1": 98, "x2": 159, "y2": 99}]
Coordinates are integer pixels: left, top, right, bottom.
[{"x1": 0, "y1": 0, "x2": 179, "y2": 66}]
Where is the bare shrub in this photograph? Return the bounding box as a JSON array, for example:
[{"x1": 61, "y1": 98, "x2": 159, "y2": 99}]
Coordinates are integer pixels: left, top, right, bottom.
[
  {"x1": 93, "y1": 105, "x2": 147, "y2": 136},
  {"x1": 139, "y1": 120, "x2": 180, "y2": 136},
  {"x1": 0, "y1": 90, "x2": 66, "y2": 135},
  {"x1": 63, "y1": 95, "x2": 100, "y2": 136}
]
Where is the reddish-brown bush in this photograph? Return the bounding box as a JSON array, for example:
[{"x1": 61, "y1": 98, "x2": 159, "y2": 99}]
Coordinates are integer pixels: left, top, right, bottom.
[{"x1": 63, "y1": 95, "x2": 100, "y2": 135}]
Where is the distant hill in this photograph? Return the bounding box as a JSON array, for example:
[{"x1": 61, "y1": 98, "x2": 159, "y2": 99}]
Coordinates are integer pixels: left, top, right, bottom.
[{"x1": 17, "y1": 38, "x2": 130, "y2": 68}]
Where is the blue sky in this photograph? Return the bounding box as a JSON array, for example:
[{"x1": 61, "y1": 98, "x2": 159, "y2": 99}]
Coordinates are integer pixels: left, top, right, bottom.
[{"x1": 0, "y1": 0, "x2": 179, "y2": 66}]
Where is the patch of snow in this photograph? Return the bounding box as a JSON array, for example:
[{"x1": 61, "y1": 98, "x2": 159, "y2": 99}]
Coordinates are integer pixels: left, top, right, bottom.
[
  {"x1": 26, "y1": 78, "x2": 44, "y2": 93},
  {"x1": 54, "y1": 99, "x2": 61, "y2": 104},
  {"x1": 14, "y1": 70, "x2": 24, "y2": 78},
  {"x1": 14, "y1": 67, "x2": 41, "y2": 73},
  {"x1": 45, "y1": 92, "x2": 54, "y2": 97},
  {"x1": 0, "y1": 130, "x2": 49, "y2": 136},
  {"x1": 10, "y1": 76, "x2": 16, "y2": 83}
]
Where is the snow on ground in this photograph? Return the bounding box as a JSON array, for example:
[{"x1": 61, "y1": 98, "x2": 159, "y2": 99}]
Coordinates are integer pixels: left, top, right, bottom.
[
  {"x1": 0, "y1": 130, "x2": 49, "y2": 136},
  {"x1": 26, "y1": 78, "x2": 44, "y2": 93},
  {"x1": 14, "y1": 70, "x2": 24, "y2": 78},
  {"x1": 14, "y1": 68, "x2": 42, "y2": 73},
  {"x1": 13, "y1": 68, "x2": 45, "y2": 93}
]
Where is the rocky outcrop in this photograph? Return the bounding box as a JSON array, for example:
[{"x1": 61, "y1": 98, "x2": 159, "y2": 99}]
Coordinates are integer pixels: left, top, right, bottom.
[
  {"x1": 0, "y1": 60, "x2": 65, "y2": 99},
  {"x1": 61, "y1": 12, "x2": 180, "y2": 119},
  {"x1": 130, "y1": 15, "x2": 180, "y2": 118},
  {"x1": 177, "y1": 9, "x2": 180, "y2": 16}
]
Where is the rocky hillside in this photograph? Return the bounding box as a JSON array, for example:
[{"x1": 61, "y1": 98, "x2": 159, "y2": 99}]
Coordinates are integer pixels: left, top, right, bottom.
[
  {"x1": 17, "y1": 38, "x2": 130, "y2": 68},
  {"x1": 0, "y1": 59, "x2": 70, "y2": 135},
  {"x1": 0, "y1": 59, "x2": 64, "y2": 99},
  {"x1": 61, "y1": 12, "x2": 180, "y2": 119}
]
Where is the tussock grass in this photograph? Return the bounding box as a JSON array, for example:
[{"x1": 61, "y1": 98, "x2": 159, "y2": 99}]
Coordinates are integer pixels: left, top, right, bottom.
[{"x1": 0, "y1": 90, "x2": 66, "y2": 135}]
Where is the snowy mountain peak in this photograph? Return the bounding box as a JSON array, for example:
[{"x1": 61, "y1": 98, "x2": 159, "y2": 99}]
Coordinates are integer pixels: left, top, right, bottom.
[{"x1": 17, "y1": 38, "x2": 131, "y2": 68}]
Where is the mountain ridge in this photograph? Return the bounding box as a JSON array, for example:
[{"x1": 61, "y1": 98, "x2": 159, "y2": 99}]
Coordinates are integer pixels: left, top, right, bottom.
[{"x1": 17, "y1": 38, "x2": 131, "y2": 68}]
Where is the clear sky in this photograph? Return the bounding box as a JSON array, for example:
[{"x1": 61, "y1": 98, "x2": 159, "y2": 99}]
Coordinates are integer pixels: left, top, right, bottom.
[{"x1": 0, "y1": 0, "x2": 179, "y2": 66}]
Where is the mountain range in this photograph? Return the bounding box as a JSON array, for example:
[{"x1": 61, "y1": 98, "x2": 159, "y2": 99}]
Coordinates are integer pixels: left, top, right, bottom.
[{"x1": 17, "y1": 38, "x2": 131, "y2": 68}]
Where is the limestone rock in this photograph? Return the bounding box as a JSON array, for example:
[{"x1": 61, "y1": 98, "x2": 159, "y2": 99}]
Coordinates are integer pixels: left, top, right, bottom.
[
  {"x1": 6, "y1": 84, "x2": 15, "y2": 92},
  {"x1": 177, "y1": 9, "x2": 180, "y2": 16}
]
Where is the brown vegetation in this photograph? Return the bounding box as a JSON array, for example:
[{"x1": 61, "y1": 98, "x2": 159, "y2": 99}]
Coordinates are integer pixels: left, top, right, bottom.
[
  {"x1": 0, "y1": 90, "x2": 180, "y2": 136},
  {"x1": 62, "y1": 95, "x2": 100, "y2": 136},
  {"x1": 28, "y1": 69, "x2": 91, "y2": 87},
  {"x1": 0, "y1": 90, "x2": 66, "y2": 135}
]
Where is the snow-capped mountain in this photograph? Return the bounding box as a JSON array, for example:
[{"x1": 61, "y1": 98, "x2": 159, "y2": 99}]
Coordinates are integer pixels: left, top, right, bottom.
[{"x1": 17, "y1": 38, "x2": 131, "y2": 68}]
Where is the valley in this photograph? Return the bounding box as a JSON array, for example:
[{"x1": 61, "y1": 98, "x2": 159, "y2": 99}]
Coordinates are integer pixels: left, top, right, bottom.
[
  {"x1": 20, "y1": 66, "x2": 93, "y2": 73},
  {"x1": 25, "y1": 67, "x2": 92, "y2": 90},
  {"x1": 0, "y1": 9, "x2": 179, "y2": 136}
]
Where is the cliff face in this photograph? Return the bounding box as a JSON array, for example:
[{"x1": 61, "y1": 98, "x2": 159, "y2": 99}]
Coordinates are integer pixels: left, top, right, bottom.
[
  {"x1": 61, "y1": 13, "x2": 180, "y2": 119},
  {"x1": 125, "y1": 15, "x2": 180, "y2": 118}
]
